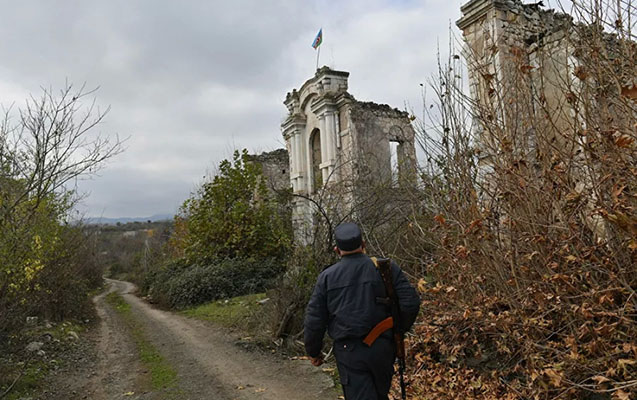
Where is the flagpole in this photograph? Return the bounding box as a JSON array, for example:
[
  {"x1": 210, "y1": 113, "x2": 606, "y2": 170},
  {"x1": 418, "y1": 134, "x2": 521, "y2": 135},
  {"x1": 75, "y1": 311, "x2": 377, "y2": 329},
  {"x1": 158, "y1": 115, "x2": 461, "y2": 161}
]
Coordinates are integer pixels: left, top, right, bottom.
[{"x1": 312, "y1": 27, "x2": 322, "y2": 71}]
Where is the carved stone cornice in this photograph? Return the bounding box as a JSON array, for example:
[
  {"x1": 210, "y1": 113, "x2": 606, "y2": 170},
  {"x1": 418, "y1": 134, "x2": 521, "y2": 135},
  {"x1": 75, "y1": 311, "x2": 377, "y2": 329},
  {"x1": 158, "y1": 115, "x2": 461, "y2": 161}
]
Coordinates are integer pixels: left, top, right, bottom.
[
  {"x1": 456, "y1": 0, "x2": 508, "y2": 31},
  {"x1": 281, "y1": 114, "x2": 307, "y2": 139}
]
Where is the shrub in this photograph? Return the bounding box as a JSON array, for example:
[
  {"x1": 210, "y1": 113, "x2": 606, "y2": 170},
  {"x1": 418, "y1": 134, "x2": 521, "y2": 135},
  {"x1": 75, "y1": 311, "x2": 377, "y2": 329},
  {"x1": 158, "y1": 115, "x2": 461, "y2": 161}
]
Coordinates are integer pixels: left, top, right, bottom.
[
  {"x1": 170, "y1": 149, "x2": 292, "y2": 263},
  {"x1": 146, "y1": 257, "x2": 285, "y2": 309}
]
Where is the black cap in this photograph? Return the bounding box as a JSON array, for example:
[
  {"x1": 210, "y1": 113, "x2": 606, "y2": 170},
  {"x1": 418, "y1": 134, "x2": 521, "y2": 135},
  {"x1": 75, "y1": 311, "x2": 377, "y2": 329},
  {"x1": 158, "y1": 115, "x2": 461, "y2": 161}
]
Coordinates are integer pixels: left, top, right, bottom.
[{"x1": 334, "y1": 223, "x2": 362, "y2": 251}]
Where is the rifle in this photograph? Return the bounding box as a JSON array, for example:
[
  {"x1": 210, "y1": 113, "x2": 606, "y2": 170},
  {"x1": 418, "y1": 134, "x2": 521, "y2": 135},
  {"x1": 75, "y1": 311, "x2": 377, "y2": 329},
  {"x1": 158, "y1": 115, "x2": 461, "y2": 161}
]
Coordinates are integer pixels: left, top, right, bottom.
[{"x1": 366, "y1": 257, "x2": 407, "y2": 400}]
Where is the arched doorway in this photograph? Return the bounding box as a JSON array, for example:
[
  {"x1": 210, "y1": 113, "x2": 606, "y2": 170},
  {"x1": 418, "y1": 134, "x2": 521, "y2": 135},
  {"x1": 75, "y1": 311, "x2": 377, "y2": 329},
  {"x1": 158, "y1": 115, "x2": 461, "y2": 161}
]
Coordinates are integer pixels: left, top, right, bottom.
[{"x1": 310, "y1": 129, "x2": 322, "y2": 192}]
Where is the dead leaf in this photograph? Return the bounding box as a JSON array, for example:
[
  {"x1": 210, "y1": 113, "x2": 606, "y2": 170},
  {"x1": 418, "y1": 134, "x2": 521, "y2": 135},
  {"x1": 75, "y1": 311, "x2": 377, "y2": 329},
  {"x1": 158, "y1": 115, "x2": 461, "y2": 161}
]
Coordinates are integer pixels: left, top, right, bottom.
[
  {"x1": 455, "y1": 245, "x2": 468, "y2": 259},
  {"x1": 565, "y1": 255, "x2": 578, "y2": 262},
  {"x1": 621, "y1": 85, "x2": 637, "y2": 100},
  {"x1": 591, "y1": 375, "x2": 610, "y2": 384},
  {"x1": 417, "y1": 278, "x2": 427, "y2": 293},
  {"x1": 615, "y1": 135, "x2": 634, "y2": 148},
  {"x1": 613, "y1": 389, "x2": 631, "y2": 400},
  {"x1": 599, "y1": 294, "x2": 614, "y2": 305},
  {"x1": 544, "y1": 368, "x2": 563, "y2": 387},
  {"x1": 434, "y1": 214, "x2": 446, "y2": 226},
  {"x1": 464, "y1": 219, "x2": 482, "y2": 234},
  {"x1": 573, "y1": 66, "x2": 588, "y2": 80},
  {"x1": 612, "y1": 184, "x2": 626, "y2": 202},
  {"x1": 519, "y1": 64, "x2": 535, "y2": 73}
]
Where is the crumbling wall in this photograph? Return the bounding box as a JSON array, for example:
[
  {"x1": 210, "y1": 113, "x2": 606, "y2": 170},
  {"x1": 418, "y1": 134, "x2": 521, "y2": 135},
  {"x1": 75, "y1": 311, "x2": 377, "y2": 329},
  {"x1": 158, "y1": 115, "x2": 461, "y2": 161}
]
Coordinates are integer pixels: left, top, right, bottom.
[
  {"x1": 457, "y1": 0, "x2": 576, "y2": 164},
  {"x1": 349, "y1": 101, "x2": 417, "y2": 187},
  {"x1": 247, "y1": 149, "x2": 290, "y2": 194},
  {"x1": 457, "y1": 0, "x2": 637, "y2": 241}
]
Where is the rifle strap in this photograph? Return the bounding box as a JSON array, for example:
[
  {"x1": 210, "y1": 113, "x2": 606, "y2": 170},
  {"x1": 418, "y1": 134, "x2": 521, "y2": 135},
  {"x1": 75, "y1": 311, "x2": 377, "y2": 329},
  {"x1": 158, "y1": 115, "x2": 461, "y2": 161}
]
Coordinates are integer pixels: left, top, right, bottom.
[{"x1": 364, "y1": 256, "x2": 394, "y2": 347}]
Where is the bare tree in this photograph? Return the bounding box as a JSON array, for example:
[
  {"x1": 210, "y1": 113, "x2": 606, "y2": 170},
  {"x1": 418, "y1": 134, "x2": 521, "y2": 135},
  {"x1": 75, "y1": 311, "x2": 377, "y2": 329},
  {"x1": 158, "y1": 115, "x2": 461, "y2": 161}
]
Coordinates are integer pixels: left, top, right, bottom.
[
  {"x1": 0, "y1": 83, "x2": 122, "y2": 219},
  {"x1": 0, "y1": 83, "x2": 123, "y2": 333}
]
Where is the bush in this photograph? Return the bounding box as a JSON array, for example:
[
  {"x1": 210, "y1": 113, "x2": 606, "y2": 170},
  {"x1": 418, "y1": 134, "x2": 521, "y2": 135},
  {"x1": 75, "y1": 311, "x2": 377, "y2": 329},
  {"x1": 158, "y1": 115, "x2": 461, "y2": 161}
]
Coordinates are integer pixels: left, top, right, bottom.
[
  {"x1": 170, "y1": 149, "x2": 292, "y2": 263},
  {"x1": 146, "y1": 257, "x2": 285, "y2": 309}
]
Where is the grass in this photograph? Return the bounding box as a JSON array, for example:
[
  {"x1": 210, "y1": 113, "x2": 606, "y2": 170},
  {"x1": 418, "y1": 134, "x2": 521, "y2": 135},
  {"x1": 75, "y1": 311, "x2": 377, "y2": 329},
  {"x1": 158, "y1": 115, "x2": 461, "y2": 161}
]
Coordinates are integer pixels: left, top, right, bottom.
[
  {"x1": 106, "y1": 292, "x2": 180, "y2": 394},
  {"x1": 0, "y1": 362, "x2": 48, "y2": 400},
  {"x1": 180, "y1": 292, "x2": 266, "y2": 330}
]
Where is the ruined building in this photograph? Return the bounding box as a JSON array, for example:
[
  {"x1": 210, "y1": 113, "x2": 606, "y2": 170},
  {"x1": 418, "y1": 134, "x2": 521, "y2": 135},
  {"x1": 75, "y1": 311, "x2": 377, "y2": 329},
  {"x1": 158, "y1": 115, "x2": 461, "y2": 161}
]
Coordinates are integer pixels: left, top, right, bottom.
[
  {"x1": 457, "y1": 0, "x2": 579, "y2": 168},
  {"x1": 457, "y1": 0, "x2": 637, "y2": 165},
  {"x1": 281, "y1": 67, "x2": 417, "y2": 242},
  {"x1": 456, "y1": 0, "x2": 637, "y2": 238}
]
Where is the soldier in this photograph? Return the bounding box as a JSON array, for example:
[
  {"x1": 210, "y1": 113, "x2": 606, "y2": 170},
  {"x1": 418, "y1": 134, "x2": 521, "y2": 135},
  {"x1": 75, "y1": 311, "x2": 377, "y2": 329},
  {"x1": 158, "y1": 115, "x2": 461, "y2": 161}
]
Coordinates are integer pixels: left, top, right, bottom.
[{"x1": 304, "y1": 222, "x2": 420, "y2": 400}]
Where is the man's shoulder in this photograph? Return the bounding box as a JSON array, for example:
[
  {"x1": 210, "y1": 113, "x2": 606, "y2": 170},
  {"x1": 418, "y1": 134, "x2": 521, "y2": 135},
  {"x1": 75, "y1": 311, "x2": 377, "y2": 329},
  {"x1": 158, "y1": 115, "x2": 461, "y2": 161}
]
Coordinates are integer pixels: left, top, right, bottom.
[
  {"x1": 319, "y1": 259, "x2": 344, "y2": 276},
  {"x1": 322, "y1": 254, "x2": 376, "y2": 279}
]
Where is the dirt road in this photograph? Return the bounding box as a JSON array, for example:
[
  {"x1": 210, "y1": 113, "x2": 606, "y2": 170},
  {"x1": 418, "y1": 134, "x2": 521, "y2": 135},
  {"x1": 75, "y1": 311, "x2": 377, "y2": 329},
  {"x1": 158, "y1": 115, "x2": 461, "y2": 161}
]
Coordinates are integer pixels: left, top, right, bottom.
[{"x1": 91, "y1": 279, "x2": 338, "y2": 400}]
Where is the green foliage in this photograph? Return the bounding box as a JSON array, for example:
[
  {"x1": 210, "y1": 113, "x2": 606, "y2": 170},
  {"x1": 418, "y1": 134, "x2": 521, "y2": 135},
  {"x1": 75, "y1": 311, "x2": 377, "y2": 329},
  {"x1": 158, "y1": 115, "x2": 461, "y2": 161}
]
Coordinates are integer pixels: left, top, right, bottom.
[
  {"x1": 145, "y1": 257, "x2": 284, "y2": 309},
  {"x1": 176, "y1": 149, "x2": 291, "y2": 263},
  {"x1": 0, "y1": 188, "x2": 100, "y2": 332},
  {"x1": 180, "y1": 292, "x2": 266, "y2": 329},
  {"x1": 142, "y1": 149, "x2": 291, "y2": 310}
]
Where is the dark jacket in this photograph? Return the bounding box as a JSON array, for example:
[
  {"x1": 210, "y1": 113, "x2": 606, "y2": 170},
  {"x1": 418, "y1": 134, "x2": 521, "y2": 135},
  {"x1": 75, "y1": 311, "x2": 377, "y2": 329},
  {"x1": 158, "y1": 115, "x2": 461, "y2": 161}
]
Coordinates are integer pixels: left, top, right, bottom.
[{"x1": 304, "y1": 253, "x2": 420, "y2": 358}]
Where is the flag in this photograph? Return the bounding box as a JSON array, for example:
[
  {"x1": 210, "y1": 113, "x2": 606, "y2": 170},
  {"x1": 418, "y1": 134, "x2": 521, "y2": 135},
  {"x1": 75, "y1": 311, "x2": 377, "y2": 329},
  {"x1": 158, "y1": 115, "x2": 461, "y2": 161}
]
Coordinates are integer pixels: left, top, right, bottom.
[{"x1": 311, "y1": 28, "x2": 323, "y2": 50}]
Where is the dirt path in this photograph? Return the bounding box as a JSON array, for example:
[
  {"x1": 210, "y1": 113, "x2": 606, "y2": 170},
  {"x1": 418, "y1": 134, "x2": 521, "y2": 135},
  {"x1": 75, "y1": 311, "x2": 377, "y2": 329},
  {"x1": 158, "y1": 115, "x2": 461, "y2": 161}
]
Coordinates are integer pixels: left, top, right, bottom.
[
  {"x1": 99, "y1": 279, "x2": 339, "y2": 400},
  {"x1": 90, "y1": 281, "x2": 152, "y2": 400},
  {"x1": 39, "y1": 282, "x2": 151, "y2": 400}
]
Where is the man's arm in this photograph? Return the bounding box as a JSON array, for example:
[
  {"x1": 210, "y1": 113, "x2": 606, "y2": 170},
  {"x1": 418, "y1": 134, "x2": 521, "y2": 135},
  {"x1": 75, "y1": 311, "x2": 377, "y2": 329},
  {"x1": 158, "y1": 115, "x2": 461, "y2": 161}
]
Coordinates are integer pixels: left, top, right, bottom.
[
  {"x1": 391, "y1": 262, "x2": 421, "y2": 333},
  {"x1": 304, "y1": 274, "x2": 329, "y2": 360}
]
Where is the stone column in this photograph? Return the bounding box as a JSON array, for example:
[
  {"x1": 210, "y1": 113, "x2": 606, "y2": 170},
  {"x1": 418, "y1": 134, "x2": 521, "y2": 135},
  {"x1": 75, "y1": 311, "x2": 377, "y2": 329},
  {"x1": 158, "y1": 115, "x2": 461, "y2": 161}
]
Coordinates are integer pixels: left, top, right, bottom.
[
  {"x1": 324, "y1": 111, "x2": 335, "y2": 170},
  {"x1": 289, "y1": 133, "x2": 297, "y2": 192},
  {"x1": 335, "y1": 111, "x2": 341, "y2": 149},
  {"x1": 318, "y1": 115, "x2": 329, "y2": 184},
  {"x1": 306, "y1": 133, "x2": 314, "y2": 193},
  {"x1": 294, "y1": 131, "x2": 304, "y2": 191}
]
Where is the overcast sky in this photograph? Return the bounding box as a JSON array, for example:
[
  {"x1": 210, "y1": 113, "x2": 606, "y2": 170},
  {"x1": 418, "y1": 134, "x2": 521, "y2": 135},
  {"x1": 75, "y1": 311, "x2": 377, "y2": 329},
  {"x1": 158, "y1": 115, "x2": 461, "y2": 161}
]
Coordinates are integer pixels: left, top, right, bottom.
[{"x1": 0, "y1": 0, "x2": 464, "y2": 218}]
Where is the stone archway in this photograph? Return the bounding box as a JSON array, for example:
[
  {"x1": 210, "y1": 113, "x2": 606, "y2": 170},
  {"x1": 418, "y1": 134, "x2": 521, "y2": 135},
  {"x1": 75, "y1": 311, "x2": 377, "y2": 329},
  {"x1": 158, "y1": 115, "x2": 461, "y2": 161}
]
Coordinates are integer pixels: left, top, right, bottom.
[{"x1": 310, "y1": 129, "x2": 322, "y2": 192}]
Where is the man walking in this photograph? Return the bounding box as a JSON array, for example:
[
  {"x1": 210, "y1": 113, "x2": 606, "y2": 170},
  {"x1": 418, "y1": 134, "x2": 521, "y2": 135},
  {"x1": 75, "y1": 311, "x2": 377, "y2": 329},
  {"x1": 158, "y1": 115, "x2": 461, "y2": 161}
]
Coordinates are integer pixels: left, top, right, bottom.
[{"x1": 304, "y1": 222, "x2": 420, "y2": 400}]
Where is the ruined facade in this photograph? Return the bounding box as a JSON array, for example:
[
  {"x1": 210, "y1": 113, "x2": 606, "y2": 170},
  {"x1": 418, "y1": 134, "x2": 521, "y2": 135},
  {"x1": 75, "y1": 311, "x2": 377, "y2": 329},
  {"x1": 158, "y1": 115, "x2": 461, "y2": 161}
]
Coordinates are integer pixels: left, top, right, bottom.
[
  {"x1": 457, "y1": 0, "x2": 637, "y2": 163},
  {"x1": 456, "y1": 0, "x2": 578, "y2": 167},
  {"x1": 456, "y1": 0, "x2": 637, "y2": 239},
  {"x1": 281, "y1": 67, "x2": 416, "y2": 242}
]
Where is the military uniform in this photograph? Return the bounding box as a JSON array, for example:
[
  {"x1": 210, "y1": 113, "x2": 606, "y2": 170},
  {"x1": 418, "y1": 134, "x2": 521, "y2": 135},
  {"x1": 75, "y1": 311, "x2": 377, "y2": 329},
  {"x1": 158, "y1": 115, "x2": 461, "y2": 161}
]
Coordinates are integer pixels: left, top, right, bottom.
[{"x1": 304, "y1": 224, "x2": 420, "y2": 400}]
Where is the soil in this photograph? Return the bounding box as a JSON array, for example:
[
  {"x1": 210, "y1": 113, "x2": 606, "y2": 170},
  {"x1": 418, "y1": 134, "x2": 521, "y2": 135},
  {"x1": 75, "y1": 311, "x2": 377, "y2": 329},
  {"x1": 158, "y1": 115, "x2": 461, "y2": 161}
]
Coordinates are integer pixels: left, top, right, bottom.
[{"x1": 38, "y1": 279, "x2": 339, "y2": 400}]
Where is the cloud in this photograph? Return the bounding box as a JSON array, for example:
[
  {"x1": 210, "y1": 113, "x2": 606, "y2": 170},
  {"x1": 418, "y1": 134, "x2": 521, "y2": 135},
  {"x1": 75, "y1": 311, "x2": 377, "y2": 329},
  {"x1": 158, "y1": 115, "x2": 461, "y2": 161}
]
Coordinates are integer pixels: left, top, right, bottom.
[{"x1": 0, "y1": 0, "x2": 461, "y2": 218}]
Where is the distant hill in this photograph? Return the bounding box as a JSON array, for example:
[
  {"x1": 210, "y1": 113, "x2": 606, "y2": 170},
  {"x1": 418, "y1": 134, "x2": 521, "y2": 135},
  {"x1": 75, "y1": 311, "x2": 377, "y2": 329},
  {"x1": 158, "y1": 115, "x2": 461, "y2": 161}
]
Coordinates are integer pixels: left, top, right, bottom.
[{"x1": 84, "y1": 214, "x2": 174, "y2": 225}]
